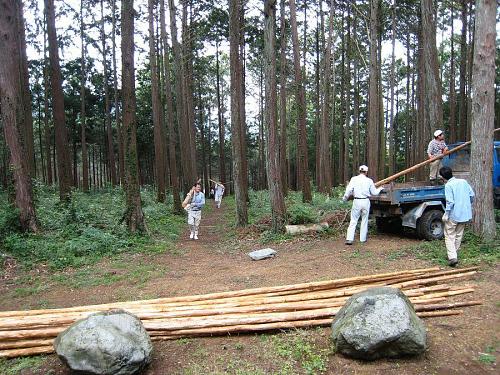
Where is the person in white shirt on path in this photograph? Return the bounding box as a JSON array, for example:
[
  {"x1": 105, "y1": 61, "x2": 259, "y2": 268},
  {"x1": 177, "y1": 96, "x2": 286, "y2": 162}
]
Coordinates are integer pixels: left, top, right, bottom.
[
  {"x1": 214, "y1": 183, "x2": 225, "y2": 208},
  {"x1": 342, "y1": 165, "x2": 384, "y2": 245}
]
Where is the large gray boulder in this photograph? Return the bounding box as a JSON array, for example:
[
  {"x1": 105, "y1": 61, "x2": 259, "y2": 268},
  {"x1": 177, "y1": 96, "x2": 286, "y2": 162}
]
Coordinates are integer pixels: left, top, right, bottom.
[
  {"x1": 331, "y1": 287, "x2": 426, "y2": 360},
  {"x1": 54, "y1": 309, "x2": 153, "y2": 375}
]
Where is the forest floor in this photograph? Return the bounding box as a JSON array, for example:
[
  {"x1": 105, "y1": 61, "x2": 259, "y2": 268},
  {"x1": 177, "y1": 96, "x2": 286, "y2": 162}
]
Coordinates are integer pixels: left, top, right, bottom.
[{"x1": 0, "y1": 199, "x2": 499, "y2": 375}]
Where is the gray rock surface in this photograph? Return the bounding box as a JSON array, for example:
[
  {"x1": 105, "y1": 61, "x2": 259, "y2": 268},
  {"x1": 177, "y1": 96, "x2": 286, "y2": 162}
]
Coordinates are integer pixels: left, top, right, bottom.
[
  {"x1": 248, "y1": 248, "x2": 277, "y2": 260},
  {"x1": 331, "y1": 287, "x2": 426, "y2": 360},
  {"x1": 54, "y1": 309, "x2": 153, "y2": 374}
]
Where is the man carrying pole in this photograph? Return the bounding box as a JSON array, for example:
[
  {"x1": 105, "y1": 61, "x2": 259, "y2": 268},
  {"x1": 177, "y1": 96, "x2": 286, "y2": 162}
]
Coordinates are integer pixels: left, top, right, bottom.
[
  {"x1": 439, "y1": 166, "x2": 475, "y2": 267},
  {"x1": 182, "y1": 182, "x2": 205, "y2": 240},
  {"x1": 342, "y1": 165, "x2": 384, "y2": 245},
  {"x1": 427, "y1": 130, "x2": 449, "y2": 184}
]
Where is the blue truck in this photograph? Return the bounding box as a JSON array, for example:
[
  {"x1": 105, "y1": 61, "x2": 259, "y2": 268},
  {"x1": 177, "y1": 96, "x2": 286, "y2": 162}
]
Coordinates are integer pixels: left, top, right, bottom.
[{"x1": 370, "y1": 141, "x2": 500, "y2": 240}]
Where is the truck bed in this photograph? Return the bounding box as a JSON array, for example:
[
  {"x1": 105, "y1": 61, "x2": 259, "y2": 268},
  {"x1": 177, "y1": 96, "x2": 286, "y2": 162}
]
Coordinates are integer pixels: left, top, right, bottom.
[{"x1": 371, "y1": 182, "x2": 445, "y2": 205}]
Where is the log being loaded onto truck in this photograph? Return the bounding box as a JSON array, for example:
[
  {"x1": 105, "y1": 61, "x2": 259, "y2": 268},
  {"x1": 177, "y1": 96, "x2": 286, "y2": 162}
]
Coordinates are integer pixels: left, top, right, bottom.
[
  {"x1": 371, "y1": 130, "x2": 500, "y2": 240},
  {"x1": 0, "y1": 267, "x2": 481, "y2": 358}
]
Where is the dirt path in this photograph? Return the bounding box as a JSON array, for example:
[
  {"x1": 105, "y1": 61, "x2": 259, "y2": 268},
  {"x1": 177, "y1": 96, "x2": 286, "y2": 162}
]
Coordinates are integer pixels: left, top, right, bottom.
[{"x1": 1, "y1": 202, "x2": 498, "y2": 374}]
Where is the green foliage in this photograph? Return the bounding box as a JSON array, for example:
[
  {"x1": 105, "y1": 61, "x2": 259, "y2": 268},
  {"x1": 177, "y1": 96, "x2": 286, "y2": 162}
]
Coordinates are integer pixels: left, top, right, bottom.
[
  {"x1": 0, "y1": 187, "x2": 184, "y2": 270},
  {"x1": 405, "y1": 230, "x2": 499, "y2": 266},
  {"x1": 248, "y1": 188, "x2": 349, "y2": 227},
  {"x1": 268, "y1": 330, "x2": 331, "y2": 375},
  {"x1": 0, "y1": 200, "x2": 20, "y2": 239},
  {"x1": 0, "y1": 356, "x2": 45, "y2": 375}
]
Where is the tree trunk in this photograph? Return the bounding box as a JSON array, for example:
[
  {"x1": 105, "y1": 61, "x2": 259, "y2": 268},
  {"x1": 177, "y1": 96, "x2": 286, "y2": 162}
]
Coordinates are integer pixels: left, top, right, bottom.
[
  {"x1": 80, "y1": 0, "x2": 89, "y2": 192},
  {"x1": 470, "y1": 0, "x2": 496, "y2": 239},
  {"x1": 367, "y1": 0, "x2": 380, "y2": 180},
  {"x1": 148, "y1": 0, "x2": 166, "y2": 202},
  {"x1": 0, "y1": 0, "x2": 39, "y2": 232},
  {"x1": 318, "y1": 0, "x2": 335, "y2": 193},
  {"x1": 278, "y1": 0, "x2": 288, "y2": 196},
  {"x1": 458, "y1": 0, "x2": 467, "y2": 140},
  {"x1": 16, "y1": 1, "x2": 35, "y2": 177},
  {"x1": 421, "y1": 0, "x2": 443, "y2": 155},
  {"x1": 111, "y1": 0, "x2": 124, "y2": 186},
  {"x1": 160, "y1": 0, "x2": 182, "y2": 213},
  {"x1": 121, "y1": 0, "x2": 145, "y2": 232},
  {"x1": 449, "y1": 2, "x2": 456, "y2": 143},
  {"x1": 45, "y1": 0, "x2": 73, "y2": 201},
  {"x1": 264, "y1": 0, "x2": 286, "y2": 233},
  {"x1": 168, "y1": 0, "x2": 193, "y2": 191},
  {"x1": 100, "y1": 0, "x2": 117, "y2": 187},
  {"x1": 289, "y1": 0, "x2": 311, "y2": 202},
  {"x1": 43, "y1": 13, "x2": 52, "y2": 186},
  {"x1": 343, "y1": 4, "x2": 351, "y2": 185},
  {"x1": 388, "y1": 0, "x2": 396, "y2": 175},
  {"x1": 215, "y1": 40, "x2": 227, "y2": 184},
  {"x1": 229, "y1": 0, "x2": 248, "y2": 225},
  {"x1": 258, "y1": 64, "x2": 266, "y2": 189}
]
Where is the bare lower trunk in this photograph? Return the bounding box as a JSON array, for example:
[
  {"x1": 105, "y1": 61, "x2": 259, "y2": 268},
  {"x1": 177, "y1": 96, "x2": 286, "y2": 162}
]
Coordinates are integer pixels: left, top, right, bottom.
[
  {"x1": 470, "y1": 0, "x2": 496, "y2": 239},
  {"x1": 80, "y1": 0, "x2": 88, "y2": 192},
  {"x1": 229, "y1": 0, "x2": 248, "y2": 225},
  {"x1": 278, "y1": 0, "x2": 288, "y2": 196},
  {"x1": 264, "y1": 0, "x2": 286, "y2": 232},
  {"x1": 0, "y1": 0, "x2": 39, "y2": 231},
  {"x1": 367, "y1": 0, "x2": 380, "y2": 180},
  {"x1": 121, "y1": 0, "x2": 145, "y2": 232},
  {"x1": 289, "y1": 0, "x2": 311, "y2": 202},
  {"x1": 160, "y1": 0, "x2": 182, "y2": 213},
  {"x1": 45, "y1": 0, "x2": 73, "y2": 201},
  {"x1": 215, "y1": 41, "x2": 226, "y2": 183}
]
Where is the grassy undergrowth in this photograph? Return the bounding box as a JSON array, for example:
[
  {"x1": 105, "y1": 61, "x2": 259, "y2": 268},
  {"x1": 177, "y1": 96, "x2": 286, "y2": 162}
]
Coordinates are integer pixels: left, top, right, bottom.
[
  {"x1": 396, "y1": 228, "x2": 500, "y2": 266},
  {"x1": 0, "y1": 185, "x2": 184, "y2": 271},
  {"x1": 248, "y1": 188, "x2": 349, "y2": 225}
]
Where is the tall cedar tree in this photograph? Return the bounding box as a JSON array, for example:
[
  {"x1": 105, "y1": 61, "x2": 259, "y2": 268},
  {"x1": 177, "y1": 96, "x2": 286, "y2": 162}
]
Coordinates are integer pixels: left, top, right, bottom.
[
  {"x1": 289, "y1": 0, "x2": 311, "y2": 202},
  {"x1": 121, "y1": 0, "x2": 146, "y2": 232},
  {"x1": 0, "y1": 0, "x2": 39, "y2": 232},
  {"x1": 470, "y1": 0, "x2": 496, "y2": 239},
  {"x1": 229, "y1": 0, "x2": 248, "y2": 225},
  {"x1": 421, "y1": 0, "x2": 443, "y2": 143},
  {"x1": 215, "y1": 39, "x2": 227, "y2": 184},
  {"x1": 45, "y1": 0, "x2": 73, "y2": 201},
  {"x1": 80, "y1": 0, "x2": 89, "y2": 192},
  {"x1": 148, "y1": 0, "x2": 166, "y2": 202},
  {"x1": 278, "y1": 0, "x2": 288, "y2": 195},
  {"x1": 264, "y1": 0, "x2": 286, "y2": 232},
  {"x1": 160, "y1": 0, "x2": 182, "y2": 213},
  {"x1": 100, "y1": 0, "x2": 117, "y2": 186},
  {"x1": 367, "y1": 0, "x2": 380, "y2": 180},
  {"x1": 318, "y1": 0, "x2": 334, "y2": 193},
  {"x1": 168, "y1": 0, "x2": 195, "y2": 191},
  {"x1": 112, "y1": 0, "x2": 124, "y2": 185}
]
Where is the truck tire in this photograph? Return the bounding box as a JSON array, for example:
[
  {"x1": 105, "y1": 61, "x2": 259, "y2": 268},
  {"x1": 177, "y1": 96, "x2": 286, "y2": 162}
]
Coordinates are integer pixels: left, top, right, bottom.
[{"x1": 417, "y1": 209, "x2": 444, "y2": 240}]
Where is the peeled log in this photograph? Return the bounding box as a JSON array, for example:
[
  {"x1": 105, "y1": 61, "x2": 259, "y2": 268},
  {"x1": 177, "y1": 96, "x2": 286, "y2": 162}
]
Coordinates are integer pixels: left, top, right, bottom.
[{"x1": 285, "y1": 222, "x2": 329, "y2": 235}]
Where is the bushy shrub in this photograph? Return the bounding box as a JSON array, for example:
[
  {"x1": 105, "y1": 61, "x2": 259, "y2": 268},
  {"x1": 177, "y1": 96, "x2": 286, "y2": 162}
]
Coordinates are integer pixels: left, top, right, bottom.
[{"x1": 287, "y1": 203, "x2": 318, "y2": 225}]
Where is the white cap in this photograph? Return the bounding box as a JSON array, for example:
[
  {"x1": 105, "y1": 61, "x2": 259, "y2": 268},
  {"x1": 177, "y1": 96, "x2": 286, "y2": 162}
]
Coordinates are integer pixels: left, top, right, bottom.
[
  {"x1": 434, "y1": 130, "x2": 443, "y2": 137},
  {"x1": 359, "y1": 165, "x2": 368, "y2": 172}
]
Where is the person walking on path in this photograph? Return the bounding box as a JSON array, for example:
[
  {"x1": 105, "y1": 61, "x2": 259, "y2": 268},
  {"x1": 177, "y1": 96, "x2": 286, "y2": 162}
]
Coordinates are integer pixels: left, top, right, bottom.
[
  {"x1": 342, "y1": 165, "x2": 384, "y2": 245},
  {"x1": 182, "y1": 182, "x2": 205, "y2": 240},
  {"x1": 427, "y1": 130, "x2": 448, "y2": 184},
  {"x1": 214, "y1": 183, "x2": 225, "y2": 209},
  {"x1": 439, "y1": 166, "x2": 475, "y2": 267}
]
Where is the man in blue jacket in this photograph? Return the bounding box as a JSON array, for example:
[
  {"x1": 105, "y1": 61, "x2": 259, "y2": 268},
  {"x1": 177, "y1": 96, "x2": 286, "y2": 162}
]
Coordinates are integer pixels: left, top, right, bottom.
[{"x1": 439, "y1": 166, "x2": 475, "y2": 267}]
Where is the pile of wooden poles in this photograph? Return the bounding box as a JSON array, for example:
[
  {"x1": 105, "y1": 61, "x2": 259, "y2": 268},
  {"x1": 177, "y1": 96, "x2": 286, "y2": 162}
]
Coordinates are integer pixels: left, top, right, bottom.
[{"x1": 0, "y1": 267, "x2": 481, "y2": 358}]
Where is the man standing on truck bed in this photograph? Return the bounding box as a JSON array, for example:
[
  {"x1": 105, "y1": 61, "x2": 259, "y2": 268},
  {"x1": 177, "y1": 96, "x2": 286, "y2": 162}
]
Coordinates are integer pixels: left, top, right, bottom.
[
  {"x1": 427, "y1": 130, "x2": 449, "y2": 184},
  {"x1": 439, "y1": 166, "x2": 475, "y2": 267},
  {"x1": 342, "y1": 165, "x2": 384, "y2": 245}
]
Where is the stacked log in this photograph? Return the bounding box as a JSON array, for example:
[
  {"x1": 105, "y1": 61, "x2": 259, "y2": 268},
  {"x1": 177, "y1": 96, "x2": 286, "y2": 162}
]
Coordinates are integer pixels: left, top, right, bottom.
[{"x1": 0, "y1": 267, "x2": 481, "y2": 358}]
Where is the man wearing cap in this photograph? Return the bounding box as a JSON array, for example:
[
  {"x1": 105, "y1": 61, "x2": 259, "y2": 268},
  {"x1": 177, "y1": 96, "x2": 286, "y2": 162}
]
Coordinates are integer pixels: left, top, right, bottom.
[
  {"x1": 342, "y1": 165, "x2": 384, "y2": 245},
  {"x1": 427, "y1": 130, "x2": 448, "y2": 184}
]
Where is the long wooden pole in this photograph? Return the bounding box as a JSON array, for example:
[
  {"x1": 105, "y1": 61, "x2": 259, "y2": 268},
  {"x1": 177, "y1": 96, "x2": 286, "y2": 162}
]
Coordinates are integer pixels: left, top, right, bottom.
[{"x1": 375, "y1": 128, "x2": 500, "y2": 187}]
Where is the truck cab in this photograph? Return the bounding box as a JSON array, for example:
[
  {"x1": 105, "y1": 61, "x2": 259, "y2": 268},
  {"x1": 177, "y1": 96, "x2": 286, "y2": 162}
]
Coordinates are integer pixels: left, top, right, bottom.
[{"x1": 370, "y1": 141, "x2": 500, "y2": 240}]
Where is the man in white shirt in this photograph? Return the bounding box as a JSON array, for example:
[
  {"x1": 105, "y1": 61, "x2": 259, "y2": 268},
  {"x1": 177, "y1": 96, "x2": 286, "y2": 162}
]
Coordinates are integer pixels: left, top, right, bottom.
[
  {"x1": 214, "y1": 183, "x2": 225, "y2": 208},
  {"x1": 342, "y1": 165, "x2": 384, "y2": 245}
]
